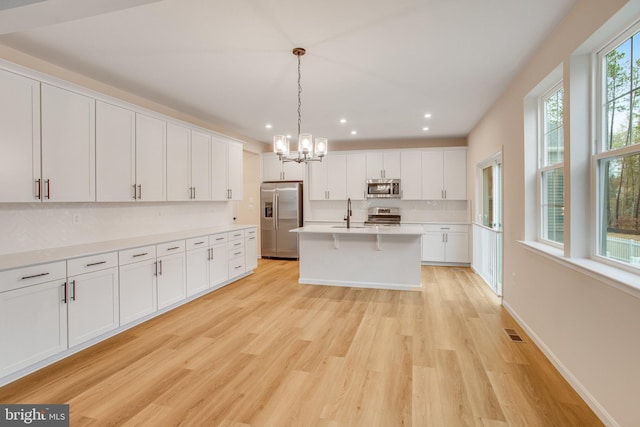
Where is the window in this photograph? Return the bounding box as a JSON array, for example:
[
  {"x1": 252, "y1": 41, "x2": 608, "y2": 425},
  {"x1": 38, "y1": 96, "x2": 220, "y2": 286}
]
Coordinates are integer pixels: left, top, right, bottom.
[
  {"x1": 596, "y1": 26, "x2": 640, "y2": 268},
  {"x1": 539, "y1": 84, "x2": 564, "y2": 245}
]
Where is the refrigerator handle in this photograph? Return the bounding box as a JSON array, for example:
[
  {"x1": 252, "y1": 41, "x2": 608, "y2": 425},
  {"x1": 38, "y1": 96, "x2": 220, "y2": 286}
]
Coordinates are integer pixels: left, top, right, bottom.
[{"x1": 274, "y1": 192, "x2": 279, "y2": 231}]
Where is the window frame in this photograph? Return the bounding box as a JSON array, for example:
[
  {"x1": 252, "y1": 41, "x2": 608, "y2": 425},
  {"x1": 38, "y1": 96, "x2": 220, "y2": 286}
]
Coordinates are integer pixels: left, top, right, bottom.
[
  {"x1": 537, "y1": 82, "x2": 565, "y2": 249},
  {"x1": 593, "y1": 20, "x2": 640, "y2": 273}
]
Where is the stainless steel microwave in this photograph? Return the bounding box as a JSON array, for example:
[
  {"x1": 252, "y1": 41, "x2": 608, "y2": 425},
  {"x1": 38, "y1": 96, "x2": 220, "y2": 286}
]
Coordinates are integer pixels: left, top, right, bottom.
[{"x1": 366, "y1": 179, "x2": 400, "y2": 198}]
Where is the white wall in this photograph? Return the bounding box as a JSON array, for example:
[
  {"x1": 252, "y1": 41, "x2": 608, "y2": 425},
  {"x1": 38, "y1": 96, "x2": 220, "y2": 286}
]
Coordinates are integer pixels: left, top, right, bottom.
[{"x1": 467, "y1": 1, "x2": 640, "y2": 425}]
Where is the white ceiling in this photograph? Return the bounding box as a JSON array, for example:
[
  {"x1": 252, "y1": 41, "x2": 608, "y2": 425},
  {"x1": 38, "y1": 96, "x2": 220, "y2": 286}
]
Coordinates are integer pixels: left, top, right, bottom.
[{"x1": 0, "y1": 0, "x2": 575, "y2": 146}]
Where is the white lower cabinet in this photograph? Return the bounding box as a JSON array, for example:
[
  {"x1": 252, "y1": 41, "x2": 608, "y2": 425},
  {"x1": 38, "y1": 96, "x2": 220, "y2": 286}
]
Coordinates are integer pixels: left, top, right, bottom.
[
  {"x1": 228, "y1": 230, "x2": 246, "y2": 278},
  {"x1": 118, "y1": 246, "x2": 157, "y2": 326},
  {"x1": 186, "y1": 238, "x2": 210, "y2": 297},
  {"x1": 210, "y1": 233, "x2": 229, "y2": 288},
  {"x1": 0, "y1": 278, "x2": 68, "y2": 377},
  {"x1": 156, "y1": 241, "x2": 187, "y2": 310},
  {"x1": 67, "y1": 267, "x2": 119, "y2": 348},
  {"x1": 421, "y1": 224, "x2": 469, "y2": 264},
  {"x1": 245, "y1": 228, "x2": 258, "y2": 271},
  {"x1": 0, "y1": 226, "x2": 257, "y2": 383}
]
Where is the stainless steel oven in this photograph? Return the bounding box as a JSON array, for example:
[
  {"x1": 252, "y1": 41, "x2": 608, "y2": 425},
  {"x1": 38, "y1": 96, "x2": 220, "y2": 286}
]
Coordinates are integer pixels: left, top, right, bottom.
[{"x1": 366, "y1": 179, "x2": 400, "y2": 199}]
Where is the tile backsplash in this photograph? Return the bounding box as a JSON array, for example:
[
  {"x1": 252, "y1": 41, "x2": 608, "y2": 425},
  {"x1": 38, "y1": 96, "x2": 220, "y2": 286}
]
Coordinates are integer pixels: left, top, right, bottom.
[{"x1": 0, "y1": 202, "x2": 233, "y2": 255}]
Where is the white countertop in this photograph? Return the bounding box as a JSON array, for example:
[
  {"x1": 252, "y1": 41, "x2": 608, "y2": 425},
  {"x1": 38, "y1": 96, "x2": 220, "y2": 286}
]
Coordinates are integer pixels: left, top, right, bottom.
[
  {"x1": 0, "y1": 225, "x2": 257, "y2": 271},
  {"x1": 291, "y1": 224, "x2": 424, "y2": 236}
]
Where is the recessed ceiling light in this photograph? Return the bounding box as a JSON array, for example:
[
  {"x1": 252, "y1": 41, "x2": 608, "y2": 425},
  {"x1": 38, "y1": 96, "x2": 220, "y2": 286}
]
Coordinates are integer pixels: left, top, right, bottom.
[
  {"x1": 265, "y1": 124, "x2": 272, "y2": 129},
  {"x1": 286, "y1": 134, "x2": 292, "y2": 139},
  {"x1": 423, "y1": 127, "x2": 430, "y2": 131},
  {"x1": 340, "y1": 118, "x2": 347, "y2": 124},
  {"x1": 424, "y1": 113, "x2": 432, "y2": 118},
  {"x1": 351, "y1": 130, "x2": 357, "y2": 135}
]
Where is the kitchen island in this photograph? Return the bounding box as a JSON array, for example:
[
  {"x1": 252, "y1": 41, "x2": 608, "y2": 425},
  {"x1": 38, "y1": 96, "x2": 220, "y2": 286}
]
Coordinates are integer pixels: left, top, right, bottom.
[{"x1": 290, "y1": 224, "x2": 424, "y2": 291}]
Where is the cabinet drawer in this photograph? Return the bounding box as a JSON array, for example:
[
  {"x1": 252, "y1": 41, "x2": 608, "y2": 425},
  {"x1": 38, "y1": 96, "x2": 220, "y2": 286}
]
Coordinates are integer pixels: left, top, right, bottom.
[
  {"x1": 157, "y1": 240, "x2": 185, "y2": 256},
  {"x1": 209, "y1": 233, "x2": 228, "y2": 245},
  {"x1": 68, "y1": 252, "x2": 118, "y2": 276},
  {"x1": 186, "y1": 236, "x2": 209, "y2": 251},
  {"x1": 119, "y1": 245, "x2": 156, "y2": 265},
  {"x1": 0, "y1": 261, "x2": 66, "y2": 293},
  {"x1": 228, "y1": 258, "x2": 245, "y2": 276},
  {"x1": 423, "y1": 224, "x2": 469, "y2": 233},
  {"x1": 228, "y1": 230, "x2": 245, "y2": 240},
  {"x1": 228, "y1": 239, "x2": 245, "y2": 251},
  {"x1": 228, "y1": 246, "x2": 245, "y2": 260},
  {"x1": 244, "y1": 227, "x2": 257, "y2": 237}
]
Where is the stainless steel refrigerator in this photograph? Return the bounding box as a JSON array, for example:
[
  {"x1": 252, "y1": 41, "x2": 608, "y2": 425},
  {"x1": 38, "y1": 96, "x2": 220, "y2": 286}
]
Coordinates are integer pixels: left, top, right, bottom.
[{"x1": 260, "y1": 181, "x2": 303, "y2": 259}]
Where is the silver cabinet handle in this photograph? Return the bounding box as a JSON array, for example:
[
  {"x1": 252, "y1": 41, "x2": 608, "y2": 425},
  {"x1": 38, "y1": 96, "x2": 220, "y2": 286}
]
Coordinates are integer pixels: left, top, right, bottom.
[
  {"x1": 71, "y1": 279, "x2": 77, "y2": 301},
  {"x1": 154, "y1": 261, "x2": 158, "y2": 276},
  {"x1": 45, "y1": 179, "x2": 51, "y2": 200},
  {"x1": 86, "y1": 261, "x2": 107, "y2": 267},
  {"x1": 193, "y1": 187, "x2": 196, "y2": 199},
  {"x1": 35, "y1": 178, "x2": 41, "y2": 200},
  {"x1": 137, "y1": 184, "x2": 142, "y2": 200},
  {"x1": 234, "y1": 265, "x2": 242, "y2": 270},
  {"x1": 234, "y1": 251, "x2": 242, "y2": 256},
  {"x1": 167, "y1": 246, "x2": 180, "y2": 251},
  {"x1": 209, "y1": 248, "x2": 213, "y2": 260},
  {"x1": 159, "y1": 259, "x2": 163, "y2": 275},
  {"x1": 133, "y1": 184, "x2": 137, "y2": 200},
  {"x1": 194, "y1": 241, "x2": 205, "y2": 245},
  {"x1": 234, "y1": 242, "x2": 242, "y2": 246},
  {"x1": 21, "y1": 272, "x2": 49, "y2": 280},
  {"x1": 62, "y1": 282, "x2": 68, "y2": 303},
  {"x1": 215, "y1": 237, "x2": 225, "y2": 241},
  {"x1": 133, "y1": 252, "x2": 148, "y2": 258}
]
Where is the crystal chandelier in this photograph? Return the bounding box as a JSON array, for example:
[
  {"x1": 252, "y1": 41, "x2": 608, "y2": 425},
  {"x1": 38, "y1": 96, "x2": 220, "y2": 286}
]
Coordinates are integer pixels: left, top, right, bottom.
[{"x1": 273, "y1": 47, "x2": 328, "y2": 163}]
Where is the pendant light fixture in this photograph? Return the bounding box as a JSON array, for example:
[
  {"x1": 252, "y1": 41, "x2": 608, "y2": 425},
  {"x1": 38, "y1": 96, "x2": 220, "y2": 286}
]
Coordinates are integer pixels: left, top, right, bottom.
[{"x1": 273, "y1": 47, "x2": 328, "y2": 163}]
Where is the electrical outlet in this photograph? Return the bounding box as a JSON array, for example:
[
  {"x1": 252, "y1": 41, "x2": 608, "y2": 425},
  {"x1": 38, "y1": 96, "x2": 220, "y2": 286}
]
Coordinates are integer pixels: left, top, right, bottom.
[{"x1": 72, "y1": 214, "x2": 81, "y2": 224}]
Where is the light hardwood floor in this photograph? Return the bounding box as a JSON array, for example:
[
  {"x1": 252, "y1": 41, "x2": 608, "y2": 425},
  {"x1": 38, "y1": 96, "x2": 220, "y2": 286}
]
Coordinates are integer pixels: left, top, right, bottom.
[{"x1": 0, "y1": 260, "x2": 602, "y2": 426}]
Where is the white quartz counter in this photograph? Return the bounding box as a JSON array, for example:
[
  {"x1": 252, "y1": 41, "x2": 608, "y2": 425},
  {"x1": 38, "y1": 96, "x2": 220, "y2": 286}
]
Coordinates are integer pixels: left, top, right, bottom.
[
  {"x1": 0, "y1": 225, "x2": 256, "y2": 271},
  {"x1": 291, "y1": 224, "x2": 424, "y2": 236}
]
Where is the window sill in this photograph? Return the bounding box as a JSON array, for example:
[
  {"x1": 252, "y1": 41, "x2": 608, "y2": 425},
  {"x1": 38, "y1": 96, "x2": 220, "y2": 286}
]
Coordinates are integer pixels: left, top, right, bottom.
[{"x1": 519, "y1": 240, "x2": 640, "y2": 299}]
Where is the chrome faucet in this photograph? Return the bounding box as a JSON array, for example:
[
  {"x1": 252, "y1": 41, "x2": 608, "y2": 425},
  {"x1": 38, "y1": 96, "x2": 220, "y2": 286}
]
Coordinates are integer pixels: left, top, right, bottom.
[{"x1": 344, "y1": 197, "x2": 352, "y2": 229}]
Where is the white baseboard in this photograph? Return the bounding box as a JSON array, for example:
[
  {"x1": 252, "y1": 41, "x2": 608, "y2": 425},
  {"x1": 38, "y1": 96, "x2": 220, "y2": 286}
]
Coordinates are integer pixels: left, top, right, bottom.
[{"x1": 502, "y1": 300, "x2": 618, "y2": 427}]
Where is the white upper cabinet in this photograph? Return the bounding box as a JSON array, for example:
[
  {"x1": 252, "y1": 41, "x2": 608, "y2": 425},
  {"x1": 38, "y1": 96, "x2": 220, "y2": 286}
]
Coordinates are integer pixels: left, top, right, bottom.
[
  {"x1": 166, "y1": 123, "x2": 191, "y2": 201},
  {"x1": 41, "y1": 84, "x2": 95, "y2": 202},
  {"x1": 96, "y1": 101, "x2": 136, "y2": 201},
  {"x1": 0, "y1": 69, "x2": 40, "y2": 203},
  {"x1": 135, "y1": 113, "x2": 166, "y2": 201},
  {"x1": 227, "y1": 141, "x2": 243, "y2": 200},
  {"x1": 309, "y1": 154, "x2": 347, "y2": 200},
  {"x1": 190, "y1": 131, "x2": 211, "y2": 200},
  {"x1": 442, "y1": 150, "x2": 467, "y2": 200},
  {"x1": 262, "y1": 153, "x2": 305, "y2": 181},
  {"x1": 400, "y1": 151, "x2": 422, "y2": 200},
  {"x1": 421, "y1": 150, "x2": 466, "y2": 200},
  {"x1": 212, "y1": 138, "x2": 243, "y2": 201},
  {"x1": 366, "y1": 151, "x2": 401, "y2": 179},
  {"x1": 346, "y1": 152, "x2": 367, "y2": 200}
]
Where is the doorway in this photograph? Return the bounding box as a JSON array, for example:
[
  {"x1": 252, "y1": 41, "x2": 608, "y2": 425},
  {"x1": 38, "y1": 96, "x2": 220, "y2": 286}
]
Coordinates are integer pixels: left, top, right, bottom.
[{"x1": 473, "y1": 151, "x2": 503, "y2": 296}]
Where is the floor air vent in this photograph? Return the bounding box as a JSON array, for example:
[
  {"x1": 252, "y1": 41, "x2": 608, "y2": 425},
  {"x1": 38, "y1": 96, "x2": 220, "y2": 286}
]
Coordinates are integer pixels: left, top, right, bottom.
[{"x1": 504, "y1": 328, "x2": 524, "y2": 343}]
